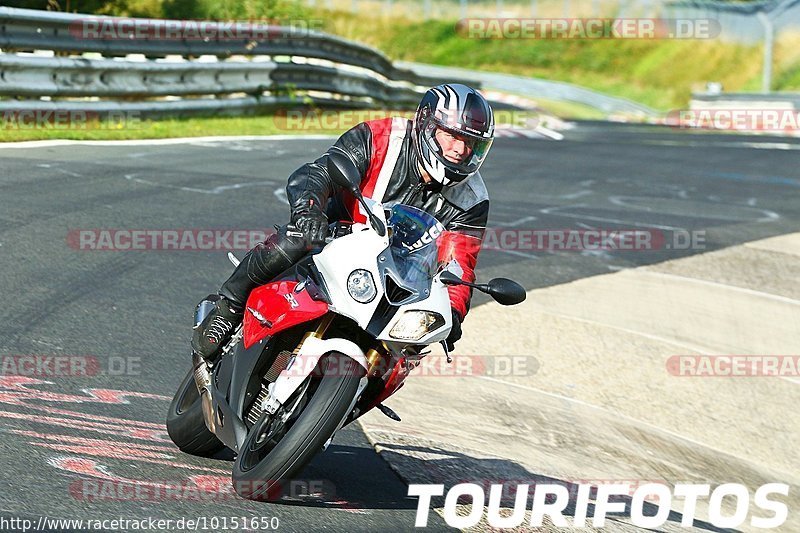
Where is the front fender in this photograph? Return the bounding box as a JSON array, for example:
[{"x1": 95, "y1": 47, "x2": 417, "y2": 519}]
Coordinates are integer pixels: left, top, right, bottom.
[{"x1": 269, "y1": 336, "x2": 369, "y2": 406}]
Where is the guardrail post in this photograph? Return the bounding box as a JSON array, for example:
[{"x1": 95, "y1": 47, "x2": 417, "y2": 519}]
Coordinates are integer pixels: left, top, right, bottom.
[{"x1": 757, "y1": 11, "x2": 774, "y2": 93}]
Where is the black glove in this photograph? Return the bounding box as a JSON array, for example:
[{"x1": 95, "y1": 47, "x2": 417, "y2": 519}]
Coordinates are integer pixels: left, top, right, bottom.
[
  {"x1": 291, "y1": 205, "x2": 328, "y2": 246},
  {"x1": 445, "y1": 308, "x2": 463, "y2": 351}
]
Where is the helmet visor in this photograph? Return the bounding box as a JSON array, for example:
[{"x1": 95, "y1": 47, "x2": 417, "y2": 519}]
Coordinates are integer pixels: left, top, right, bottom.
[{"x1": 421, "y1": 116, "x2": 493, "y2": 175}]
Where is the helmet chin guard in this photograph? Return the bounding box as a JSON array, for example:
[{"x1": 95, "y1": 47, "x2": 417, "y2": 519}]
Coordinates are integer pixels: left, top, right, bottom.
[{"x1": 412, "y1": 84, "x2": 494, "y2": 187}]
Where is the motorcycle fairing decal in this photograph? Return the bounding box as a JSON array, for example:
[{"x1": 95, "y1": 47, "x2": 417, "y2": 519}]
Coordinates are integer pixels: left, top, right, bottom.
[{"x1": 243, "y1": 280, "x2": 329, "y2": 349}]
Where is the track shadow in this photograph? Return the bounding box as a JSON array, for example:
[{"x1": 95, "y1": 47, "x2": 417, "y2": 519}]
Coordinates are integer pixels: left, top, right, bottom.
[
  {"x1": 247, "y1": 439, "x2": 422, "y2": 510},
  {"x1": 372, "y1": 441, "x2": 740, "y2": 532},
  {"x1": 269, "y1": 439, "x2": 739, "y2": 532}
]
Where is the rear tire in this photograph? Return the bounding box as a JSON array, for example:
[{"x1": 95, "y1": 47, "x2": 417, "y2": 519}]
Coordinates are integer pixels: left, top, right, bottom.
[
  {"x1": 232, "y1": 352, "x2": 364, "y2": 500},
  {"x1": 166, "y1": 368, "x2": 225, "y2": 457}
]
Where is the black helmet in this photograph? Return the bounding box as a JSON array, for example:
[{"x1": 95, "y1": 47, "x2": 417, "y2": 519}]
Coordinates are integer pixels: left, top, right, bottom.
[{"x1": 412, "y1": 83, "x2": 494, "y2": 186}]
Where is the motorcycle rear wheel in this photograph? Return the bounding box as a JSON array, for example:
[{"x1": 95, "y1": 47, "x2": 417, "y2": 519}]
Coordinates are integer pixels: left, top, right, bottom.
[{"x1": 166, "y1": 367, "x2": 225, "y2": 456}]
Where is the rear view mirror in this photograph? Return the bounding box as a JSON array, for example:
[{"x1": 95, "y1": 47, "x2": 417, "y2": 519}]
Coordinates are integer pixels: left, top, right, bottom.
[
  {"x1": 326, "y1": 147, "x2": 361, "y2": 194},
  {"x1": 326, "y1": 147, "x2": 385, "y2": 236},
  {"x1": 438, "y1": 272, "x2": 526, "y2": 306},
  {"x1": 439, "y1": 271, "x2": 462, "y2": 285},
  {"x1": 486, "y1": 278, "x2": 527, "y2": 306}
]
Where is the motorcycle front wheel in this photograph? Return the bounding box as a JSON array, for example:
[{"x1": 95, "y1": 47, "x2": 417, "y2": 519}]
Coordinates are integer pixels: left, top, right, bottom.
[{"x1": 231, "y1": 352, "x2": 364, "y2": 501}]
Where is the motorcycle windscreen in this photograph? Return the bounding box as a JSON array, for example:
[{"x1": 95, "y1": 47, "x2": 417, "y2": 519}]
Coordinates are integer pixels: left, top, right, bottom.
[{"x1": 382, "y1": 204, "x2": 445, "y2": 304}]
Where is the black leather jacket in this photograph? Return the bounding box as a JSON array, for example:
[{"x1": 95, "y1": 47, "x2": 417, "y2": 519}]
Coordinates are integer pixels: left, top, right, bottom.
[
  {"x1": 286, "y1": 118, "x2": 489, "y2": 236},
  {"x1": 285, "y1": 117, "x2": 490, "y2": 319}
]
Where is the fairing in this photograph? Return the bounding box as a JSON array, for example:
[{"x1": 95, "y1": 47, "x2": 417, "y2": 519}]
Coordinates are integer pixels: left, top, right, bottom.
[{"x1": 243, "y1": 280, "x2": 329, "y2": 349}]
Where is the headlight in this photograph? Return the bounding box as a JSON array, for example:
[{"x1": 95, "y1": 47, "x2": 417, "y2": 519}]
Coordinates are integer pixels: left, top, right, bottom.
[
  {"x1": 389, "y1": 311, "x2": 445, "y2": 340},
  {"x1": 347, "y1": 269, "x2": 377, "y2": 303}
]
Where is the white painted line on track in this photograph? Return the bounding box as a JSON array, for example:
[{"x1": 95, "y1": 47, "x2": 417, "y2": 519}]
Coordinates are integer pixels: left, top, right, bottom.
[
  {"x1": 536, "y1": 307, "x2": 718, "y2": 354},
  {"x1": 638, "y1": 269, "x2": 800, "y2": 306},
  {"x1": 473, "y1": 375, "x2": 800, "y2": 477},
  {"x1": 124, "y1": 173, "x2": 277, "y2": 195},
  {"x1": 539, "y1": 204, "x2": 687, "y2": 231},
  {"x1": 642, "y1": 139, "x2": 800, "y2": 151},
  {"x1": 535, "y1": 125, "x2": 565, "y2": 140},
  {"x1": 0, "y1": 135, "x2": 339, "y2": 149},
  {"x1": 533, "y1": 282, "x2": 800, "y2": 387}
]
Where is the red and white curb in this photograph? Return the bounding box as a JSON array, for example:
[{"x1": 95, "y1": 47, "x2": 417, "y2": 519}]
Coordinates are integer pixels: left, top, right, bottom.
[
  {"x1": 483, "y1": 89, "x2": 568, "y2": 140},
  {"x1": 494, "y1": 127, "x2": 564, "y2": 140}
]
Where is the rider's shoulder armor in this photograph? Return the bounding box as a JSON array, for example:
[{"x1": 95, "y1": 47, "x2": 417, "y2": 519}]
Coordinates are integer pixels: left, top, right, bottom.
[{"x1": 440, "y1": 172, "x2": 489, "y2": 212}]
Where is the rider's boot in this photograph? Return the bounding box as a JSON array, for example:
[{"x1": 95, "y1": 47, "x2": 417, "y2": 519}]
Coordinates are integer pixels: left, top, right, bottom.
[
  {"x1": 192, "y1": 229, "x2": 306, "y2": 362},
  {"x1": 191, "y1": 296, "x2": 243, "y2": 362}
]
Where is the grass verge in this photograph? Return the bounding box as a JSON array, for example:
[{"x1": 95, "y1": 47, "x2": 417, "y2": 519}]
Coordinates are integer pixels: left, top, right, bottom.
[
  {"x1": 0, "y1": 114, "x2": 304, "y2": 142},
  {"x1": 323, "y1": 13, "x2": 800, "y2": 111},
  {"x1": 0, "y1": 107, "x2": 544, "y2": 142}
]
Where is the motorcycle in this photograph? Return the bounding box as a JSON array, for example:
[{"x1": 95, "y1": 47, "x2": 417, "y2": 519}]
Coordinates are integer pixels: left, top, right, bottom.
[{"x1": 166, "y1": 151, "x2": 527, "y2": 500}]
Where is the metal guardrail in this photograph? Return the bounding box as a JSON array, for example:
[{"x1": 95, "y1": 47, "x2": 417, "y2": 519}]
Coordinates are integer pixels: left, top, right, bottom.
[
  {"x1": 0, "y1": 7, "x2": 471, "y2": 116},
  {"x1": 691, "y1": 92, "x2": 800, "y2": 108},
  {"x1": 0, "y1": 55, "x2": 421, "y2": 104},
  {"x1": 665, "y1": 91, "x2": 800, "y2": 137}
]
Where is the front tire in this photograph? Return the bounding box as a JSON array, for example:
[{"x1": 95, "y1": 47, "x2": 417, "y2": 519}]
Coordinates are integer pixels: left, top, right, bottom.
[
  {"x1": 166, "y1": 368, "x2": 225, "y2": 457},
  {"x1": 232, "y1": 352, "x2": 364, "y2": 500}
]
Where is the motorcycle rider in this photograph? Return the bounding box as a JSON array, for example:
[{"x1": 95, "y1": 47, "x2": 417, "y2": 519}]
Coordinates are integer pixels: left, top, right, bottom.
[{"x1": 192, "y1": 83, "x2": 495, "y2": 362}]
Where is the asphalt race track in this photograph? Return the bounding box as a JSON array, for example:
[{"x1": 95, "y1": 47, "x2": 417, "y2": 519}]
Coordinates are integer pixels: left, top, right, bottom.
[{"x1": 1, "y1": 122, "x2": 799, "y2": 531}]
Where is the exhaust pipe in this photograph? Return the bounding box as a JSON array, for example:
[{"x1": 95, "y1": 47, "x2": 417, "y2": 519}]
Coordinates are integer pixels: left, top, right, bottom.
[
  {"x1": 192, "y1": 297, "x2": 219, "y2": 433},
  {"x1": 192, "y1": 352, "x2": 216, "y2": 434}
]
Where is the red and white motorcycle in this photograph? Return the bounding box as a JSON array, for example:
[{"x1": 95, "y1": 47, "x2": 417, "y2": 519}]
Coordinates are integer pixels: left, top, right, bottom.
[{"x1": 166, "y1": 154, "x2": 526, "y2": 500}]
